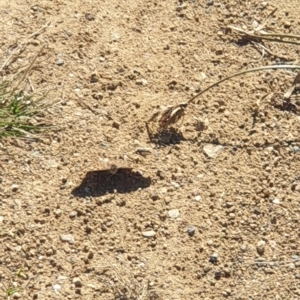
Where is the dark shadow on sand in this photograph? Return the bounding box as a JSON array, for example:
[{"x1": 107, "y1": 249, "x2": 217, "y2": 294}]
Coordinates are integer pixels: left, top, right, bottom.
[{"x1": 71, "y1": 169, "x2": 151, "y2": 197}]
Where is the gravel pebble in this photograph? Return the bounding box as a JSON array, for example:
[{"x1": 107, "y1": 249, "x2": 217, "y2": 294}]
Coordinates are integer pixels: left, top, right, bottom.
[
  {"x1": 257, "y1": 240, "x2": 266, "y2": 255},
  {"x1": 142, "y1": 230, "x2": 156, "y2": 238},
  {"x1": 11, "y1": 184, "x2": 19, "y2": 192},
  {"x1": 72, "y1": 277, "x2": 82, "y2": 287},
  {"x1": 292, "y1": 255, "x2": 299, "y2": 262},
  {"x1": 209, "y1": 252, "x2": 218, "y2": 263},
  {"x1": 60, "y1": 234, "x2": 75, "y2": 244},
  {"x1": 56, "y1": 59, "x2": 64, "y2": 66},
  {"x1": 203, "y1": 144, "x2": 224, "y2": 158},
  {"x1": 69, "y1": 211, "x2": 77, "y2": 218},
  {"x1": 195, "y1": 195, "x2": 202, "y2": 202},
  {"x1": 168, "y1": 209, "x2": 179, "y2": 219},
  {"x1": 187, "y1": 226, "x2": 195, "y2": 236},
  {"x1": 53, "y1": 284, "x2": 61, "y2": 294}
]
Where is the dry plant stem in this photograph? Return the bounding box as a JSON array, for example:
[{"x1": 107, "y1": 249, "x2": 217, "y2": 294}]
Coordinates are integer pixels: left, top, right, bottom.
[
  {"x1": 14, "y1": 45, "x2": 45, "y2": 90},
  {"x1": 187, "y1": 65, "x2": 300, "y2": 105},
  {"x1": 0, "y1": 21, "x2": 50, "y2": 72},
  {"x1": 228, "y1": 26, "x2": 300, "y2": 45}
]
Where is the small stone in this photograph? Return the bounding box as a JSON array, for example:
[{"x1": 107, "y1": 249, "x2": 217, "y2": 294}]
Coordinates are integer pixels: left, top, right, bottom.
[
  {"x1": 46, "y1": 248, "x2": 54, "y2": 256},
  {"x1": 292, "y1": 255, "x2": 299, "y2": 262},
  {"x1": 291, "y1": 146, "x2": 300, "y2": 153},
  {"x1": 13, "y1": 292, "x2": 21, "y2": 299},
  {"x1": 284, "y1": 21, "x2": 291, "y2": 28},
  {"x1": 150, "y1": 194, "x2": 159, "y2": 201},
  {"x1": 194, "y1": 195, "x2": 202, "y2": 202},
  {"x1": 228, "y1": 213, "x2": 235, "y2": 219},
  {"x1": 111, "y1": 33, "x2": 119, "y2": 41},
  {"x1": 273, "y1": 198, "x2": 281, "y2": 205},
  {"x1": 241, "y1": 244, "x2": 247, "y2": 252},
  {"x1": 187, "y1": 226, "x2": 195, "y2": 236},
  {"x1": 99, "y1": 56, "x2": 105, "y2": 62},
  {"x1": 203, "y1": 144, "x2": 224, "y2": 158},
  {"x1": 142, "y1": 230, "x2": 156, "y2": 238},
  {"x1": 257, "y1": 240, "x2": 266, "y2": 255},
  {"x1": 72, "y1": 277, "x2": 82, "y2": 287},
  {"x1": 56, "y1": 59, "x2": 64, "y2": 66},
  {"x1": 85, "y1": 13, "x2": 94, "y2": 21},
  {"x1": 160, "y1": 187, "x2": 167, "y2": 194},
  {"x1": 112, "y1": 121, "x2": 120, "y2": 129},
  {"x1": 60, "y1": 234, "x2": 75, "y2": 244},
  {"x1": 57, "y1": 276, "x2": 68, "y2": 281},
  {"x1": 0, "y1": 216, "x2": 3, "y2": 223},
  {"x1": 270, "y1": 240, "x2": 276, "y2": 248},
  {"x1": 261, "y1": 1, "x2": 268, "y2": 8},
  {"x1": 53, "y1": 284, "x2": 61, "y2": 294},
  {"x1": 168, "y1": 209, "x2": 179, "y2": 219},
  {"x1": 92, "y1": 92, "x2": 103, "y2": 100},
  {"x1": 90, "y1": 73, "x2": 99, "y2": 83},
  {"x1": 214, "y1": 270, "x2": 221, "y2": 279},
  {"x1": 207, "y1": 0, "x2": 214, "y2": 5},
  {"x1": 69, "y1": 211, "x2": 77, "y2": 218},
  {"x1": 289, "y1": 263, "x2": 296, "y2": 270},
  {"x1": 55, "y1": 209, "x2": 62, "y2": 217},
  {"x1": 136, "y1": 78, "x2": 148, "y2": 86},
  {"x1": 12, "y1": 184, "x2": 19, "y2": 192},
  {"x1": 209, "y1": 252, "x2": 218, "y2": 263}
]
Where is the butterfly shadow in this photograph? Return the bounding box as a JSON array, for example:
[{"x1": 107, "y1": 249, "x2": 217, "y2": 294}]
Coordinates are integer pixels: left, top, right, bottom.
[{"x1": 71, "y1": 169, "x2": 151, "y2": 198}]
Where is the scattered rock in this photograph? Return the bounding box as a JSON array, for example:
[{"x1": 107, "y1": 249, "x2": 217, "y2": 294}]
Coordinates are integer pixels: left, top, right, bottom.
[
  {"x1": 291, "y1": 146, "x2": 300, "y2": 153},
  {"x1": 112, "y1": 121, "x2": 120, "y2": 129},
  {"x1": 12, "y1": 184, "x2": 19, "y2": 192},
  {"x1": 187, "y1": 226, "x2": 195, "y2": 236},
  {"x1": 168, "y1": 209, "x2": 179, "y2": 219},
  {"x1": 90, "y1": 73, "x2": 99, "y2": 83},
  {"x1": 72, "y1": 277, "x2": 82, "y2": 287},
  {"x1": 135, "y1": 147, "x2": 152, "y2": 156},
  {"x1": 53, "y1": 284, "x2": 61, "y2": 294},
  {"x1": 13, "y1": 292, "x2": 21, "y2": 299},
  {"x1": 150, "y1": 194, "x2": 159, "y2": 201},
  {"x1": 0, "y1": 216, "x2": 3, "y2": 223},
  {"x1": 142, "y1": 230, "x2": 156, "y2": 238},
  {"x1": 214, "y1": 270, "x2": 221, "y2": 279},
  {"x1": 85, "y1": 13, "x2": 94, "y2": 21},
  {"x1": 257, "y1": 240, "x2": 266, "y2": 255},
  {"x1": 56, "y1": 59, "x2": 64, "y2": 66},
  {"x1": 92, "y1": 92, "x2": 103, "y2": 100},
  {"x1": 272, "y1": 198, "x2": 281, "y2": 205},
  {"x1": 209, "y1": 252, "x2": 218, "y2": 263},
  {"x1": 203, "y1": 144, "x2": 224, "y2": 158},
  {"x1": 240, "y1": 244, "x2": 247, "y2": 252},
  {"x1": 57, "y1": 276, "x2": 68, "y2": 281},
  {"x1": 292, "y1": 255, "x2": 299, "y2": 262},
  {"x1": 136, "y1": 78, "x2": 148, "y2": 86},
  {"x1": 99, "y1": 56, "x2": 105, "y2": 62},
  {"x1": 60, "y1": 234, "x2": 75, "y2": 244},
  {"x1": 55, "y1": 209, "x2": 62, "y2": 217},
  {"x1": 69, "y1": 211, "x2": 77, "y2": 218}
]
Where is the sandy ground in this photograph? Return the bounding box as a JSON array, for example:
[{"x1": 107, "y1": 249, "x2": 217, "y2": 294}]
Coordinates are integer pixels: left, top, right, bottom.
[{"x1": 1, "y1": 0, "x2": 300, "y2": 299}]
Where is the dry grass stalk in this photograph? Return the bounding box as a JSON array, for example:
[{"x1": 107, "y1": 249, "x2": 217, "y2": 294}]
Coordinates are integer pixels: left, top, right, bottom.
[
  {"x1": 147, "y1": 65, "x2": 300, "y2": 136},
  {"x1": 228, "y1": 25, "x2": 300, "y2": 46}
]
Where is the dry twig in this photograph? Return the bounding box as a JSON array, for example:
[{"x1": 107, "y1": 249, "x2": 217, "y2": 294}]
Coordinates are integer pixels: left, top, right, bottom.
[{"x1": 147, "y1": 65, "x2": 300, "y2": 137}]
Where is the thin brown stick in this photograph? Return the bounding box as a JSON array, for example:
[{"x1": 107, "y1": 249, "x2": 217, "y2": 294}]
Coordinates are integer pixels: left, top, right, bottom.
[
  {"x1": 0, "y1": 21, "x2": 50, "y2": 72},
  {"x1": 14, "y1": 45, "x2": 45, "y2": 90},
  {"x1": 187, "y1": 65, "x2": 300, "y2": 105}
]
